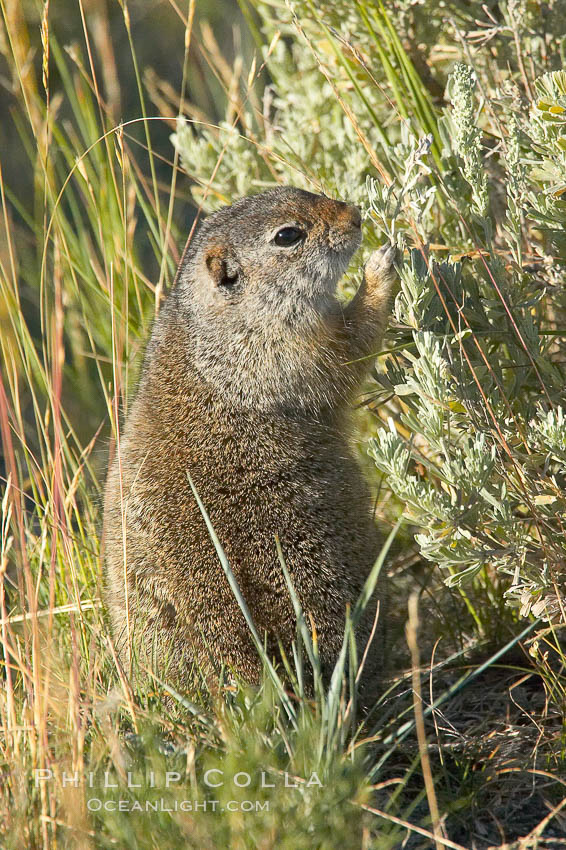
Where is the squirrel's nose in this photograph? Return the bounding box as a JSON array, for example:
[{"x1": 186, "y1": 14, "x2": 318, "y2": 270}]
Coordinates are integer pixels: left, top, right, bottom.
[
  {"x1": 350, "y1": 206, "x2": 362, "y2": 229},
  {"x1": 338, "y1": 202, "x2": 362, "y2": 230}
]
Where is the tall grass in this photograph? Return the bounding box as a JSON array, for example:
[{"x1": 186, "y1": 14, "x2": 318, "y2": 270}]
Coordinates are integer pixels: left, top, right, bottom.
[{"x1": 0, "y1": 1, "x2": 565, "y2": 848}]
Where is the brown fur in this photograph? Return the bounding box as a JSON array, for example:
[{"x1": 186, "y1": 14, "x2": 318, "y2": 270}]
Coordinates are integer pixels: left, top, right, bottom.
[{"x1": 103, "y1": 187, "x2": 396, "y2": 705}]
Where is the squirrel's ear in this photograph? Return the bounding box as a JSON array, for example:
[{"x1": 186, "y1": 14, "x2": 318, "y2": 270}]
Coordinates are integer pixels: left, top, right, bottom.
[{"x1": 205, "y1": 246, "x2": 240, "y2": 288}]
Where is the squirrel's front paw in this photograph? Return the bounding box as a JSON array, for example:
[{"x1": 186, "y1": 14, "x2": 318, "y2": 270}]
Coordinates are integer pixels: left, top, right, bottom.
[{"x1": 364, "y1": 243, "x2": 397, "y2": 290}]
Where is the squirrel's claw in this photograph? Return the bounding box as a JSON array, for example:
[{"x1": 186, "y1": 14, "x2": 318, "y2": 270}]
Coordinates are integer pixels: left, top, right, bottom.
[{"x1": 364, "y1": 243, "x2": 397, "y2": 289}]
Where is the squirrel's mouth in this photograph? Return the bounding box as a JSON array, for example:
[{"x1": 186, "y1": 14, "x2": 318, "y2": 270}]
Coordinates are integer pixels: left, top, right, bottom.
[
  {"x1": 328, "y1": 225, "x2": 362, "y2": 256},
  {"x1": 321, "y1": 236, "x2": 361, "y2": 291}
]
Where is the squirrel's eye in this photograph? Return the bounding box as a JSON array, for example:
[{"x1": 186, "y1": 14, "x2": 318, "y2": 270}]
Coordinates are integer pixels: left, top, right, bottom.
[{"x1": 274, "y1": 226, "x2": 305, "y2": 247}]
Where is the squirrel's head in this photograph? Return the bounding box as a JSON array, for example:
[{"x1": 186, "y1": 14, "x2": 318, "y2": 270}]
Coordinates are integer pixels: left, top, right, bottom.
[
  {"x1": 180, "y1": 187, "x2": 362, "y2": 318},
  {"x1": 172, "y1": 187, "x2": 363, "y2": 410}
]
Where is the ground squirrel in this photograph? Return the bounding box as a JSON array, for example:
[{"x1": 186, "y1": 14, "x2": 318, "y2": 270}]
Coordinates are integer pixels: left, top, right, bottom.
[{"x1": 103, "y1": 186, "x2": 396, "y2": 706}]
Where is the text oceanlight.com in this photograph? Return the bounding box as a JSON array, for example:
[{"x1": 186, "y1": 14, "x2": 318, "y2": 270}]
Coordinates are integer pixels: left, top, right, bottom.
[{"x1": 86, "y1": 799, "x2": 270, "y2": 813}]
